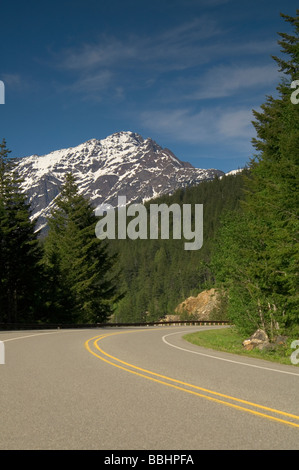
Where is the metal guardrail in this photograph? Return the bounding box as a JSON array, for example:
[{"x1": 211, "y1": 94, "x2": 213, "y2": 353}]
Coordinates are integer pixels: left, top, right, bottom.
[{"x1": 0, "y1": 320, "x2": 230, "y2": 331}]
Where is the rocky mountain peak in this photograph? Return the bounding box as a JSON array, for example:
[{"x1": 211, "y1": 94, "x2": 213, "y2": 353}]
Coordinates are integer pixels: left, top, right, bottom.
[{"x1": 15, "y1": 131, "x2": 225, "y2": 233}]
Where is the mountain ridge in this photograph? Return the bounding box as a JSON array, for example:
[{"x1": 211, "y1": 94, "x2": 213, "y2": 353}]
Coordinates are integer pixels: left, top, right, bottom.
[{"x1": 15, "y1": 131, "x2": 226, "y2": 232}]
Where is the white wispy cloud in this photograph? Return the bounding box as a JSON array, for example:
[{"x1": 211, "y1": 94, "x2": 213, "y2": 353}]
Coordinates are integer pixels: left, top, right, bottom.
[
  {"x1": 67, "y1": 70, "x2": 112, "y2": 96},
  {"x1": 140, "y1": 105, "x2": 255, "y2": 146},
  {"x1": 59, "y1": 37, "x2": 136, "y2": 71},
  {"x1": 53, "y1": 19, "x2": 277, "y2": 102},
  {"x1": 56, "y1": 16, "x2": 223, "y2": 74},
  {"x1": 182, "y1": 63, "x2": 279, "y2": 100}
]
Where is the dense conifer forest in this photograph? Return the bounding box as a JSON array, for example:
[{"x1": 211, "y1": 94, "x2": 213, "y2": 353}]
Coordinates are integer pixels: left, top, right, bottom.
[{"x1": 108, "y1": 172, "x2": 246, "y2": 323}]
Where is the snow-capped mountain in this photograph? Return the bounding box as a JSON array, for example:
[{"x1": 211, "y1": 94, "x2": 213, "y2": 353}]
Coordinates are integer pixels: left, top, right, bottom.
[{"x1": 15, "y1": 131, "x2": 225, "y2": 232}]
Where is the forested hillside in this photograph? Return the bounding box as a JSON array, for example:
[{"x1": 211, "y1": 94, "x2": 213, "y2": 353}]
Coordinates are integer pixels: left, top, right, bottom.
[{"x1": 108, "y1": 172, "x2": 246, "y2": 323}]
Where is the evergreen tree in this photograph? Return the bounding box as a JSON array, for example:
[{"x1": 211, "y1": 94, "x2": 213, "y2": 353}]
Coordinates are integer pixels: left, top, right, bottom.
[
  {"x1": 212, "y1": 11, "x2": 299, "y2": 337},
  {"x1": 0, "y1": 139, "x2": 43, "y2": 323},
  {"x1": 42, "y1": 172, "x2": 118, "y2": 323},
  {"x1": 248, "y1": 11, "x2": 299, "y2": 334}
]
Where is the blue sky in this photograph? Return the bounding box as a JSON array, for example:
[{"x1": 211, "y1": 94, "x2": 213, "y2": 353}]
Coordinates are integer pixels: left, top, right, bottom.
[{"x1": 0, "y1": 0, "x2": 297, "y2": 172}]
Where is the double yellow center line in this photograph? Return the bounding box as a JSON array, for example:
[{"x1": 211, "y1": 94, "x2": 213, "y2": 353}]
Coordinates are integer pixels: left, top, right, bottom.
[{"x1": 85, "y1": 330, "x2": 299, "y2": 429}]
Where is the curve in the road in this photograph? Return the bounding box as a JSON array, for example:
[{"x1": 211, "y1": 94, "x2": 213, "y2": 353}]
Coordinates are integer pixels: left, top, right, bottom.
[
  {"x1": 85, "y1": 329, "x2": 299, "y2": 430},
  {"x1": 162, "y1": 330, "x2": 299, "y2": 377}
]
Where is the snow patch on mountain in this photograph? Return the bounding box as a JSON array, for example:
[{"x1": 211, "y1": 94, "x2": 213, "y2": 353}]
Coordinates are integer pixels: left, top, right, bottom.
[{"x1": 225, "y1": 168, "x2": 243, "y2": 176}]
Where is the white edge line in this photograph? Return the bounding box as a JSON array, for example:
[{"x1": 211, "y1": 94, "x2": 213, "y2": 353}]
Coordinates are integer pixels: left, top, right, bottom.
[
  {"x1": 1, "y1": 329, "x2": 87, "y2": 342},
  {"x1": 162, "y1": 330, "x2": 299, "y2": 377}
]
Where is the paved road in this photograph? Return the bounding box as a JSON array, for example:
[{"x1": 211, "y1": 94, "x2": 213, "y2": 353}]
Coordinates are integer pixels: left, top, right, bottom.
[{"x1": 0, "y1": 326, "x2": 299, "y2": 450}]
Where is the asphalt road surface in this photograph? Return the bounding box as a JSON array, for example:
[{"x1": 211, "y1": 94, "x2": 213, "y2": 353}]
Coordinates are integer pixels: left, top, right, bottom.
[{"x1": 0, "y1": 326, "x2": 299, "y2": 450}]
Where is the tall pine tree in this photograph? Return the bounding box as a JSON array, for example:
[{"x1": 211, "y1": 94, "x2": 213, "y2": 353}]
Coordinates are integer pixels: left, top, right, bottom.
[
  {"x1": 0, "y1": 139, "x2": 43, "y2": 323},
  {"x1": 42, "y1": 172, "x2": 118, "y2": 324}
]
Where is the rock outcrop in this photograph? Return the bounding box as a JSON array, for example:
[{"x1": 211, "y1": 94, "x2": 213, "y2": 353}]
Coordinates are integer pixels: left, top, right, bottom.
[
  {"x1": 242, "y1": 329, "x2": 288, "y2": 351},
  {"x1": 242, "y1": 329, "x2": 269, "y2": 350},
  {"x1": 173, "y1": 288, "x2": 221, "y2": 321}
]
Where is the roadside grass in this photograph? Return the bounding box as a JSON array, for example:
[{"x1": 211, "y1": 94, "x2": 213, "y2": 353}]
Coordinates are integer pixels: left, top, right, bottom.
[{"x1": 183, "y1": 327, "x2": 299, "y2": 367}]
